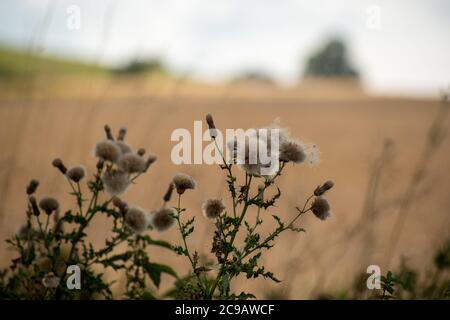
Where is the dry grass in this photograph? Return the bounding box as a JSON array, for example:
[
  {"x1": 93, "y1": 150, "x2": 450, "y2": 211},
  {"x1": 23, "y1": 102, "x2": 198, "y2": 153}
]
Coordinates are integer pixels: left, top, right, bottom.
[{"x1": 0, "y1": 77, "x2": 449, "y2": 298}]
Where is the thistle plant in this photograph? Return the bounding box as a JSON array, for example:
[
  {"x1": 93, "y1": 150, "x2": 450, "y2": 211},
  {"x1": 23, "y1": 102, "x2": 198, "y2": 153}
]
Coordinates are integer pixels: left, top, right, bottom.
[
  {"x1": 165, "y1": 114, "x2": 334, "y2": 299},
  {"x1": 0, "y1": 115, "x2": 334, "y2": 300},
  {"x1": 0, "y1": 126, "x2": 176, "y2": 299}
]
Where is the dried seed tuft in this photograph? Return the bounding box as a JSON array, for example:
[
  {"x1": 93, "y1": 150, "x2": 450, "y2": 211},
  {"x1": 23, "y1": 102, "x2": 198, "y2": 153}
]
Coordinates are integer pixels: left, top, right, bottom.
[
  {"x1": 39, "y1": 197, "x2": 59, "y2": 215},
  {"x1": 202, "y1": 199, "x2": 225, "y2": 219},
  {"x1": 173, "y1": 173, "x2": 196, "y2": 195}
]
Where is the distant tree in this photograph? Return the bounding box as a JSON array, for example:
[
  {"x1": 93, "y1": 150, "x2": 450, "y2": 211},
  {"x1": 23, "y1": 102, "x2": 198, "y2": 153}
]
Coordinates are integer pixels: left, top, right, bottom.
[
  {"x1": 114, "y1": 59, "x2": 167, "y2": 75},
  {"x1": 303, "y1": 38, "x2": 359, "y2": 78}
]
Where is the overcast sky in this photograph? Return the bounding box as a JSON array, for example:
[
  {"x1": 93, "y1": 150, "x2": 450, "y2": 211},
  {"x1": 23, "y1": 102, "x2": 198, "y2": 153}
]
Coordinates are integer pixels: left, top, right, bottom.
[{"x1": 1, "y1": 0, "x2": 449, "y2": 96}]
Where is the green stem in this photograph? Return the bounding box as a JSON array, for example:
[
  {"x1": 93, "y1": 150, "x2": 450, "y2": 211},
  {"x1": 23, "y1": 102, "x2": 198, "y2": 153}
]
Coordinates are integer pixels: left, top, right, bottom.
[
  {"x1": 213, "y1": 138, "x2": 237, "y2": 218},
  {"x1": 175, "y1": 195, "x2": 195, "y2": 267},
  {"x1": 241, "y1": 196, "x2": 313, "y2": 262},
  {"x1": 175, "y1": 194, "x2": 208, "y2": 294},
  {"x1": 208, "y1": 173, "x2": 253, "y2": 299}
]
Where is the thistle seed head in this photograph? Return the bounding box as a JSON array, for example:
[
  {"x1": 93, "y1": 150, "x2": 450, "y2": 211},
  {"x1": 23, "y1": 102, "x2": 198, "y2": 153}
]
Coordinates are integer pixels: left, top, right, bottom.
[
  {"x1": 202, "y1": 199, "x2": 225, "y2": 219},
  {"x1": 115, "y1": 141, "x2": 133, "y2": 155},
  {"x1": 233, "y1": 130, "x2": 272, "y2": 176},
  {"x1": 66, "y1": 166, "x2": 86, "y2": 183},
  {"x1": 151, "y1": 207, "x2": 175, "y2": 231},
  {"x1": 52, "y1": 158, "x2": 67, "y2": 174},
  {"x1": 101, "y1": 169, "x2": 130, "y2": 196},
  {"x1": 17, "y1": 224, "x2": 32, "y2": 239},
  {"x1": 311, "y1": 196, "x2": 331, "y2": 220},
  {"x1": 173, "y1": 173, "x2": 196, "y2": 194},
  {"x1": 26, "y1": 179, "x2": 39, "y2": 195},
  {"x1": 124, "y1": 206, "x2": 150, "y2": 233},
  {"x1": 39, "y1": 197, "x2": 59, "y2": 215},
  {"x1": 117, "y1": 153, "x2": 146, "y2": 174},
  {"x1": 95, "y1": 140, "x2": 122, "y2": 163},
  {"x1": 279, "y1": 140, "x2": 306, "y2": 163}
]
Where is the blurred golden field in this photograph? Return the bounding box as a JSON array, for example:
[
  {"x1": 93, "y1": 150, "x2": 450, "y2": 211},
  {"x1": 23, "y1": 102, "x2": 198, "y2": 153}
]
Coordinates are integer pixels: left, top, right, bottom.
[{"x1": 0, "y1": 76, "x2": 449, "y2": 298}]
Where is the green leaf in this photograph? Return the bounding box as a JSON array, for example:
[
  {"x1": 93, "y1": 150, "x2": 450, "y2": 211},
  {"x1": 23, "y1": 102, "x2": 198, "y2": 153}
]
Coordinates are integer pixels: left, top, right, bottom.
[
  {"x1": 147, "y1": 239, "x2": 173, "y2": 250},
  {"x1": 144, "y1": 262, "x2": 178, "y2": 288}
]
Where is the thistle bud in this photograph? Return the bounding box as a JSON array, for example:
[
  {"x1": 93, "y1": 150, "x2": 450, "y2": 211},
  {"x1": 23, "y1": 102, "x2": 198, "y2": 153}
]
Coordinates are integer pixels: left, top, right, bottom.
[
  {"x1": 117, "y1": 127, "x2": 127, "y2": 141},
  {"x1": 163, "y1": 183, "x2": 174, "y2": 202},
  {"x1": 137, "y1": 148, "x2": 146, "y2": 156},
  {"x1": 29, "y1": 196, "x2": 40, "y2": 216},
  {"x1": 52, "y1": 158, "x2": 67, "y2": 174},
  {"x1": 26, "y1": 179, "x2": 39, "y2": 195},
  {"x1": 206, "y1": 114, "x2": 218, "y2": 138},
  {"x1": 144, "y1": 154, "x2": 157, "y2": 172},
  {"x1": 104, "y1": 124, "x2": 114, "y2": 140},
  {"x1": 112, "y1": 196, "x2": 128, "y2": 215},
  {"x1": 314, "y1": 180, "x2": 334, "y2": 196},
  {"x1": 96, "y1": 158, "x2": 104, "y2": 171}
]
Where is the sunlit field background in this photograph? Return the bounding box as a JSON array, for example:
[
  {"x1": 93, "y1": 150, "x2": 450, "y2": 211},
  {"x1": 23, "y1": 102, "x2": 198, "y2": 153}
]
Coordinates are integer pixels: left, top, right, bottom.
[{"x1": 0, "y1": 0, "x2": 449, "y2": 298}]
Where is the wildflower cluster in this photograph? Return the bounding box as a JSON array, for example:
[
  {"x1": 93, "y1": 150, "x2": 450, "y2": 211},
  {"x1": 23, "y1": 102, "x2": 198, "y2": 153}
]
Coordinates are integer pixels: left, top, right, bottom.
[
  {"x1": 0, "y1": 115, "x2": 334, "y2": 300},
  {"x1": 164, "y1": 114, "x2": 334, "y2": 299},
  {"x1": 0, "y1": 126, "x2": 176, "y2": 299}
]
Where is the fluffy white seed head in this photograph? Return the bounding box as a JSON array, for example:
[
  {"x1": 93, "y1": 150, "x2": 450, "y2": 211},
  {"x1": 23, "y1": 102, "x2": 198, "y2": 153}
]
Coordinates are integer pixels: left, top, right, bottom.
[
  {"x1": 125, "y1": 206, "x2": 150, "y2": 233},
  {"x1": 66, "y1": 166, "x2": 86, "y2": 183},
  {"x1": 39, "y1": 197, "x2": 59, "y2": 215},
  {"x1": 172, "y1": 173, "x2": 196, "y2": 194},
  {"x1": 95, "y1": 140, "x2": 121, "y2": 163},
  {"x1": 202, "y1": 199, "x2": 226, "y2": 219},
  {"x1": 115, "y1": 141, "x2": 133, "y2": 155},
  {"x1": 117, "y1": 153, "x2": 146, "y2": 174},
  {"x1": 101, "y1": 169, "x2": 129, "y2": 196},
  {"x1": 231, "y1": 128, "x2": 280, "y2": 176},
  {"x1": 279, "y1": 140, "x2": 306, "y2": 163},
  {"x1": 151, "y1": 207, "x2": 175, "y2": 231}
]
